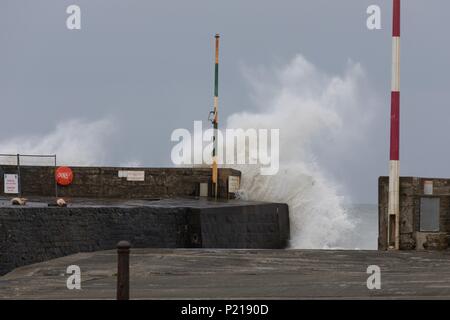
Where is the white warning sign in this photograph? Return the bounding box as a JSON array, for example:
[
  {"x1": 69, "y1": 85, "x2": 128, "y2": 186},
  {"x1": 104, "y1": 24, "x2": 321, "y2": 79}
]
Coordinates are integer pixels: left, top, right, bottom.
[
  {"x1": 228, "y1": 176, "x2": 240, "y2": 194},
  {"x1": 4, "y1": 174, "x2": 19, "y2": 194},
  {"x1": 126, "y1": 171, "x2": 145, "y2": 181},
  {"x1": 118, "y1": 170, "x2": 145, "y2": 181}
]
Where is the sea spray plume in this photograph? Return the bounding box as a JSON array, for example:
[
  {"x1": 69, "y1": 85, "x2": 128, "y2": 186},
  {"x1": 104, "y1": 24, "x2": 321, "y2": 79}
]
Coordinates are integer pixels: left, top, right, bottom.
[
  {"x1": 0, "y1": 118, "x2": 116, "y2": 166},
  {"x1": 227, "y1": 55, "x2": 372, "y2": 249},
  {"x1": 234, "y1": 163, "x2": 350, "y2": 249}
]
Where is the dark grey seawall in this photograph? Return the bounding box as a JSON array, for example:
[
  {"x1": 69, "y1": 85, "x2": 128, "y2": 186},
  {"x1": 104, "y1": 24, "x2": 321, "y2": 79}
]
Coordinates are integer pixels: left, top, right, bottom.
[{"x1": 0, "y1": 204, "x2": 289, "y2": 275}]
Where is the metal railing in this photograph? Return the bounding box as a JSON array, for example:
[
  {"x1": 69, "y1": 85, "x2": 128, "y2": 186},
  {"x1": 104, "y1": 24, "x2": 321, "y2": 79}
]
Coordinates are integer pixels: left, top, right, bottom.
[{"x1": 0, "y1": 153, "x2": 58, "y2": 198}]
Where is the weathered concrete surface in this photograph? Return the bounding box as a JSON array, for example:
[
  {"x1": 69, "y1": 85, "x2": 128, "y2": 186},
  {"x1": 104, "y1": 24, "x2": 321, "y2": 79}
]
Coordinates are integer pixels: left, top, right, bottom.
[
  {"x1": 2, "y1": 249, "x2": 450, "y2": 299},
  {"x1": 0, "y1": 198, "x2": 289, "y2": 276}
]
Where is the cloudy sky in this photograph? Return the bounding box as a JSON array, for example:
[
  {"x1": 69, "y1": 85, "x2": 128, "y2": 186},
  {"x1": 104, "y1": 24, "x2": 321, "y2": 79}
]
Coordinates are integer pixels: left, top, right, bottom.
[{"x1": 0, "y1": 0, "x2": 449, "y2": 204}]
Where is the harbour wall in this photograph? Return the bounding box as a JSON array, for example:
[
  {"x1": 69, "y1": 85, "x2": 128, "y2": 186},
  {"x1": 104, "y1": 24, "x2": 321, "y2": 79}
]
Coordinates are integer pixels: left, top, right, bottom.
[{"x1": 0, "y1": 202, "x2": 290, "y2": 275}]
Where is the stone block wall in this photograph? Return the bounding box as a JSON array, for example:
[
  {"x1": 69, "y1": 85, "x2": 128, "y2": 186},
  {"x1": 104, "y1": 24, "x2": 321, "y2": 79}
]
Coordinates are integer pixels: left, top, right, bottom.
[
  {"x1": 0, "y1": 202, "x2": 289, "y2": 275},
  {"x1": 0, "y1": 166, "x2": 240, "y2": 199},
  {"x1": 379, "y1": 176, "x2": 450, "y2": 250},
  {"x1": 199, "y1": 203, "x2": 290, "y2": 248}
]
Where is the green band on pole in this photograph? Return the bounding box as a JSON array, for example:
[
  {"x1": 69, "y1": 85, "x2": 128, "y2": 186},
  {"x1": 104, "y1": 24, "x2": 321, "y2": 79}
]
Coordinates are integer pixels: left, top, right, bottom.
[{"x1": 214, "y1": 64, "x2": 219, "y2": 97}]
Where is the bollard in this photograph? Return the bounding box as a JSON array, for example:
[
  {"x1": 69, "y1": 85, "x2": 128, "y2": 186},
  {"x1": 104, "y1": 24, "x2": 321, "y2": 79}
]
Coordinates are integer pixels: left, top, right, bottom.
[{"x1": 116, "y1": 240, "x2": 130, "y2": 300}]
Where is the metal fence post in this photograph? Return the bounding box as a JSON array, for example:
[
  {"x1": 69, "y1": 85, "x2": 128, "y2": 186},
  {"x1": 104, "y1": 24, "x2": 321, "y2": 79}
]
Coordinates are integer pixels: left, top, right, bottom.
[
  {"x1": 116, "y1": 240, "x2": 130, "y2": 300},
  {"x1": 54, "y1": 155, "x2": 58, "y2": 199},
  {"x1": 16, "y1": 154, "x2": 21, "y2": 197}
]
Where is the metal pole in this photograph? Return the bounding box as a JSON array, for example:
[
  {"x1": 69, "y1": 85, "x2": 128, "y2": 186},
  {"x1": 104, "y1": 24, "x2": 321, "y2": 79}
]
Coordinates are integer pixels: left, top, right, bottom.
[
  {"x1": 17, "y1": 154, "x2": 21, "y2": 197},
  {"x1": 212, "y1": 33, "x2": 220, "y2": 200},
  {"x1": 116, "y1": 240, "x2": 130, "y2": 300},
  {"x1": 54, "y1": 155, "x2": 58, "y2": 199},
  {"x1": 388, "y1": 0, "x2": 401, "y2": 250}
]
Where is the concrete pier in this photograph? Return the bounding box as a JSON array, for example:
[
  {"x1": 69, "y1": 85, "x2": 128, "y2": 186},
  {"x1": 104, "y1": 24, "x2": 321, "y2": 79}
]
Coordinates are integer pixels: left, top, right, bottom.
[
  {"x1": 0, "y1": 197, "x2": 289, "y2": 275},
  {"x1": 2, "y1": 249, "x2": 450, "y2": 299}
]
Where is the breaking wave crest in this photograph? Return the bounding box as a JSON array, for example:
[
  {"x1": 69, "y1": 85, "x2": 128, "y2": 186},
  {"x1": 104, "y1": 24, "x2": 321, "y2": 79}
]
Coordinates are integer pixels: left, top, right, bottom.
[{"x1": 228, "y1": 55, "x2": 373, "y2": 249}]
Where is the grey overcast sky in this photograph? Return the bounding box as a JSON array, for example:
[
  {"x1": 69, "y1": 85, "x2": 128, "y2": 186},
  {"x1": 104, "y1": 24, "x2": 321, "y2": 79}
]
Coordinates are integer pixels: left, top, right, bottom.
[{"x1": 0, "y1": 0, "x2": 449, "y2": 204}]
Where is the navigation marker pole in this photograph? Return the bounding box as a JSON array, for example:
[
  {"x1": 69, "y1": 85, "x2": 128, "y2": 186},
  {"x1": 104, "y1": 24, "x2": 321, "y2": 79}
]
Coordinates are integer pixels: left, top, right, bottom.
[
  {"x1": 212, "y1": 34, "x2": 220, "y2": 200},
  {"x1": 388, "y1": 0, "x2": 401, "y2": 250}
]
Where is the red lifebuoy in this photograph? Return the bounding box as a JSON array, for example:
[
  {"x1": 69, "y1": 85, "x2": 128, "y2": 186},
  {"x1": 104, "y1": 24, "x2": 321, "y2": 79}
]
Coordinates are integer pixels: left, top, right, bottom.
[{"x1": 55, "y1": 166, "x2": 73, "y2": 186}]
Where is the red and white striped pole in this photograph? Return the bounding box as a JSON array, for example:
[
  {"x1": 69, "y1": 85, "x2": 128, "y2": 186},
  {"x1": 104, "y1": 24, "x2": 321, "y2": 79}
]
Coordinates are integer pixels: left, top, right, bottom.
[{"x1": 388, "y1": 0, "x2": 401, "y2": 250}]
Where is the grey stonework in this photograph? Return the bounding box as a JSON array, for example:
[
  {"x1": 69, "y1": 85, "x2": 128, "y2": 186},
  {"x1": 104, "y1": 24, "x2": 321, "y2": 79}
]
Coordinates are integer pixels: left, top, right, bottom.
[
  {"x1": 0, "y1": 166, "x2": 290, "y2": 276},
  {"x1": 0, "y1": 201, "x2": 289, "y2": 276},
  {"x1": 379, "y1": 176, "x2": 450, "y2": 250},
  {"x1": 0, "y1": 166, "x2": 240, "y2": 199}
]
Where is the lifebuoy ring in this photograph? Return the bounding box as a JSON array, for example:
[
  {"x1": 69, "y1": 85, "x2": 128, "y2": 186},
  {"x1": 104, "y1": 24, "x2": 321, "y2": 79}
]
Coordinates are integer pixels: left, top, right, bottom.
[{"x1": 55, "y1": 166, "x2": 73, "y2": 186}]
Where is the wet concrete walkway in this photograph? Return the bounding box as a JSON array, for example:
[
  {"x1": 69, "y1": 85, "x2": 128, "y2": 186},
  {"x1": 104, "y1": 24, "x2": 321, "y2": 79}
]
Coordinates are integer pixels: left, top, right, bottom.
[{"x1": 1, "y1": 249, "x2": 450, "y2": 299}]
